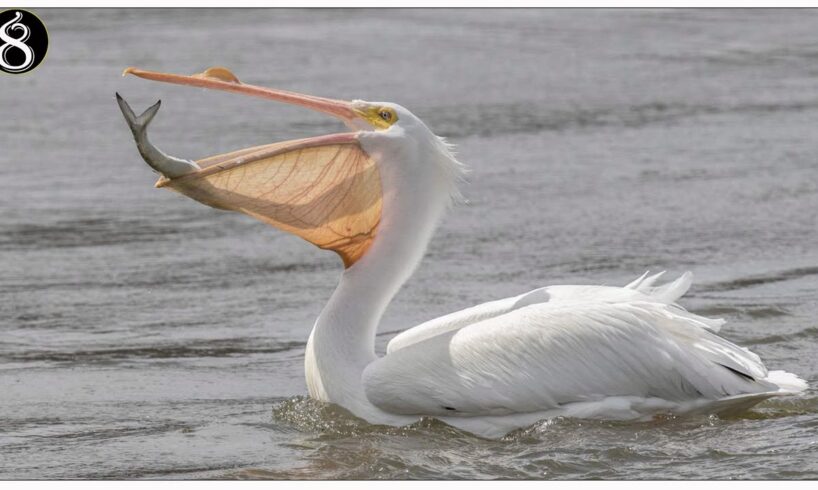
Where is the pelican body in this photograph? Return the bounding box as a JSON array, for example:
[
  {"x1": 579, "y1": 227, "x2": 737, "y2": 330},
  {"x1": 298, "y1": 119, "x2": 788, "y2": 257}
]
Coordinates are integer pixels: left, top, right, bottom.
[{"x1": 118, "y1": 67, "x2": 806, "y2": 438}]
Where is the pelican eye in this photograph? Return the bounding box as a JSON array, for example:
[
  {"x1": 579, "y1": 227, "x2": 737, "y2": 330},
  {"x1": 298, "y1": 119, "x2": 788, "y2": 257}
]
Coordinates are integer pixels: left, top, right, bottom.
[{"x1": 358, "y1": 105, "x2": 398, "y2": 129}]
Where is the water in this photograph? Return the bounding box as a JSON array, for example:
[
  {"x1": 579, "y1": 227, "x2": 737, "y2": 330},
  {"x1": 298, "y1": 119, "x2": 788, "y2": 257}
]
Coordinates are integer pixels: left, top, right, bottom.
[{"x1": 1, "y1": 8, "x2": 817, "y2": 479}]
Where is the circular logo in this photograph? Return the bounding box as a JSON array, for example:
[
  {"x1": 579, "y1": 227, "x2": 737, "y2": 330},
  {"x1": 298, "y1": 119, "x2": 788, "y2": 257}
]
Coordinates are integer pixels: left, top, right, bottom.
[{"x1": 0, "y1": 9, "x2": 48, "y2": 75}]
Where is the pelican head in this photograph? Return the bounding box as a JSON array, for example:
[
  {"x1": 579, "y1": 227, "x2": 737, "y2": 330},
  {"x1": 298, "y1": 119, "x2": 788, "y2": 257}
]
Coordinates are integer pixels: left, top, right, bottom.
[{"x1": 118, "y1": 66, "x2": 465, "y2": 269}]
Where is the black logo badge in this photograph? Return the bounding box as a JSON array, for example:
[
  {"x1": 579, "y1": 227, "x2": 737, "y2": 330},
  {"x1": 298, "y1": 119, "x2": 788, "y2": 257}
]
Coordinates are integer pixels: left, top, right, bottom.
[{"x1": 0, "y1": 9, "x2": 48, "y2": 75}]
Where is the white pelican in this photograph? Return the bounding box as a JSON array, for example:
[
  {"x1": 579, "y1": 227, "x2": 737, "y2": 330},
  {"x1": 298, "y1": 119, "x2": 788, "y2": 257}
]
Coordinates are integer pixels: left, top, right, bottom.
[{"x1": 118, "y1": 67, "x2": 807, "y2": 438}]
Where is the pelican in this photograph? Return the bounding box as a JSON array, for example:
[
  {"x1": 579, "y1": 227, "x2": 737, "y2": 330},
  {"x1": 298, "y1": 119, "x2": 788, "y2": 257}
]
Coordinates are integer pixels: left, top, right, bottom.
[{"x1": 117, "y1": 67, "x2": 807, "y2": 438}]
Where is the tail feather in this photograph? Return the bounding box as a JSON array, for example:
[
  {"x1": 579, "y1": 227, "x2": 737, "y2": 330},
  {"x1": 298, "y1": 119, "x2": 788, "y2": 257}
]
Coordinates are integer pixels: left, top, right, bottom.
[
  {"x1": 640, "y1": 271, "x2": 666, "y2": 289},
  {"x1": 650, "y1": 271, "x2": 693, "y2": 304},
  {"x1": 625, "y1": 271, "x2": 807, "y2": 405},
  {"x1": 628, "y1": 271, "x2": 724, "y2": 331},
  {"x1": 626, "y1": 270, "x2": 693, "y2": 304},
  {"x1": 764, "y1": 370, "x2": 808, "y2": 394},
  {"x1": 624, "y1": 271, "x2": 650, "y2": 290}
]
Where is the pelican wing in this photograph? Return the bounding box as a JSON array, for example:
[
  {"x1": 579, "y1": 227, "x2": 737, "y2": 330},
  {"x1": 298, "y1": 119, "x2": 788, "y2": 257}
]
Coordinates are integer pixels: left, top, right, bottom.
[
  {"x1": 366, "y1": 275, "x2": 782, "y2": 418},
  {"x1": 386, "y1": 287, "x2": 551, "y2": 354},
  {"x1": 157, "y1": 133, "x2": 382, "y2": 267},
  {"x1": 387, "y1": 272, "x2": 703, "y2": 354}
]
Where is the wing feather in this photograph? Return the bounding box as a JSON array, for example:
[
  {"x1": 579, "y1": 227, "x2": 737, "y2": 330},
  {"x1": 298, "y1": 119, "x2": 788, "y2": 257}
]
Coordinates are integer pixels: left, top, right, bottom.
[
  {"x1": 366, "y1": 299, "x2": 772, "y2": 417},
  {"x1": 387, "y1": 272, "x2": 708, "y2": 353}
]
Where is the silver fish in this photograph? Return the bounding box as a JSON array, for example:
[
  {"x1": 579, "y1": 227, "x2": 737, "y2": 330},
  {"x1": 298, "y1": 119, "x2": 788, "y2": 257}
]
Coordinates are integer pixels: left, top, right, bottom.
[{"x1": 116, "y1": 93, "x2": 200, "y2": 178}]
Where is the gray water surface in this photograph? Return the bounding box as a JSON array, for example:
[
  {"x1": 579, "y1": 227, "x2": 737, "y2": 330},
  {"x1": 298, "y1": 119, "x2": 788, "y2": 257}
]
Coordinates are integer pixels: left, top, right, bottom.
[{"x1": 1, "y1": 8, "x2": 817, "y2": 479}]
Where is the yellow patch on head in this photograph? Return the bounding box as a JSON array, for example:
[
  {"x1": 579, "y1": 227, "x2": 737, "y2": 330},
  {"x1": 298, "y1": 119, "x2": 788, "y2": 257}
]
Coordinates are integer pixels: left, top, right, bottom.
[{"x1": 354, "y1": 105, "x2": 399, "y2": 130}]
